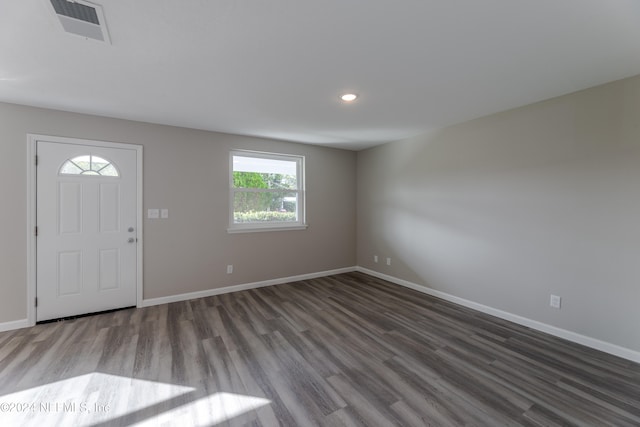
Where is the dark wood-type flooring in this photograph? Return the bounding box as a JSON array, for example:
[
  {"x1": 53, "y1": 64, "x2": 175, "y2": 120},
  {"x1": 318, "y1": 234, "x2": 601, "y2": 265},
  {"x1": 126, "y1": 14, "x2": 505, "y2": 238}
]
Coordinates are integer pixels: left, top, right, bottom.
[{"x1": 1, "y1": 272, "x2": 639, "y2": 426}]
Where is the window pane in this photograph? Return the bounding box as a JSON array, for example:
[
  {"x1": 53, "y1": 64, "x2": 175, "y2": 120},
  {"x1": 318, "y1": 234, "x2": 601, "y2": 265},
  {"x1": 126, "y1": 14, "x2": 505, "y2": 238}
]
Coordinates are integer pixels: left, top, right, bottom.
[
  {"x1": 75, "y1": 155, "x2": 92, "y2": 164},
  {"x1": 229, "y1": 150, "x2": 304, "y2": 230},
  {"x1": 60, "y1": 161, "x2": 83, "y2": 175},
  {"x1": 60, "y1": 155, "x2": 119, "y2": 177},
  {"x1": 232, "y1": 171, "x2": 297, "y2": 190},
  {"x1": 90, "y1": 156, "x2": 110, "y2": 172},
  {"x1": 233, "y1": 155, "x2": 296, "y2": 175},
  {"x1": 99, "y1": 164, "x2": 118, "y2": 176},
  {"x1": 232, "y1": 156, "x2": 297, "y2": 189},
  {"x1": 233, "y1": 191, "x2": 298, "y2": 223}
]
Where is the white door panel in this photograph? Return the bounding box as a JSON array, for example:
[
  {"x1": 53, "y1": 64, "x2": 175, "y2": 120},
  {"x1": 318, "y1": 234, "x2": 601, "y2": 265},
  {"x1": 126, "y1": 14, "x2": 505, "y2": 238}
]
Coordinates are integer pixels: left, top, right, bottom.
[{"x1": 37, "y1": 141, "x2": 138, "y2": 321}]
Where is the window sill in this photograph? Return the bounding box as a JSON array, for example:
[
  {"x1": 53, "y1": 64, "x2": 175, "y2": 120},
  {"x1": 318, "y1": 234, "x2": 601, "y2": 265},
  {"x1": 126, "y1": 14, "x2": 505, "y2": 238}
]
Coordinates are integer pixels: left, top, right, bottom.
[{"x1": 227, "y1": 224, "x2": 308, "y2": 234}]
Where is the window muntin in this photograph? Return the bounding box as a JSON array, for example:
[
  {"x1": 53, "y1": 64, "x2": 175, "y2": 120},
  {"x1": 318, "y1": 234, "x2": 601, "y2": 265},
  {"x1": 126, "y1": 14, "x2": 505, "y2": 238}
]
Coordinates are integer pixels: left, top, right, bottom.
[
  {"x1": 60, "y1": 155, "x2": 119, "y2": 177},
  {"x1": 230, "y1": 150, "x2": 305, "y2": 231}
]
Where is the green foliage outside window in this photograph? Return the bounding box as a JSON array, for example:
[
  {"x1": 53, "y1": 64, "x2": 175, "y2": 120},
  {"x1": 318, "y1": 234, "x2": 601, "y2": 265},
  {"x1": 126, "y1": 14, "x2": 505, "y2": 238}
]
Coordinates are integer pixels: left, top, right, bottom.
[
  {"x1": 234, "y1": 211, "x2": 297, "y2": 223},
  {"x1": 233, "y1": 171, "x2": 268, "y2": 189},
  {"x1": 233, "y1": 172, "x2": 297, "y2": 222}
]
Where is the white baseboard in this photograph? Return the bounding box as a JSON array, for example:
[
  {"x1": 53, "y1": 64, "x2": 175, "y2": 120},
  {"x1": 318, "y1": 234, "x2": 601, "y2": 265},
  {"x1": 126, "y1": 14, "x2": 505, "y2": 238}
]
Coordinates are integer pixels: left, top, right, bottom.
[
  {"x1": 7, "y1": 265, "x2": 639, "y2": 364},
  {"x1": 141, "y1": 266, "x2": 357, "y2": 307},
  {"x1": 356, "y1": 267, "x2": 640, "y2": 364},
  {"x1": 0, "y1": 318, "x2": 30, "y2": 333}
]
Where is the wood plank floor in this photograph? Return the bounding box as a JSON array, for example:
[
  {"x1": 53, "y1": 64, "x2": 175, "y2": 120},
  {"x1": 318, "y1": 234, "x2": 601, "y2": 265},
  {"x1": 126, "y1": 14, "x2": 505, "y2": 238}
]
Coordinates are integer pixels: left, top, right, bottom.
[{"x1": 1, "y1": 272, "x2": 639, "y2": 426}]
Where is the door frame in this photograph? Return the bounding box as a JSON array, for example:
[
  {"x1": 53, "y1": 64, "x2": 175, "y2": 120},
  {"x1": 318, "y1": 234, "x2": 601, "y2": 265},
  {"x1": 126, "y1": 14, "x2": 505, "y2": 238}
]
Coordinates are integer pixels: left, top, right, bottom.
[{"x1": 26, "y1": 134, "x2": 143, "y2": 326}]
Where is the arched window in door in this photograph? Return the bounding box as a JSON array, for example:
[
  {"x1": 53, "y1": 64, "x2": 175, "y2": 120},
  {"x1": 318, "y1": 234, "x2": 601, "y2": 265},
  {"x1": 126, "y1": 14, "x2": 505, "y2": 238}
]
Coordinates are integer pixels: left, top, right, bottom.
[{"x1": 59, "y1": 155, "x2": 119, "y2": 177}]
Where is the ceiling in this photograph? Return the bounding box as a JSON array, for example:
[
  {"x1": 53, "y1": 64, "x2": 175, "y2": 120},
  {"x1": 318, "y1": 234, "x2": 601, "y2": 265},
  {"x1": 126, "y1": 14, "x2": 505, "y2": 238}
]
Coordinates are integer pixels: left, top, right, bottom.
[{"x1": 2, "y1": 1, "x2": 640, "y2": 150}]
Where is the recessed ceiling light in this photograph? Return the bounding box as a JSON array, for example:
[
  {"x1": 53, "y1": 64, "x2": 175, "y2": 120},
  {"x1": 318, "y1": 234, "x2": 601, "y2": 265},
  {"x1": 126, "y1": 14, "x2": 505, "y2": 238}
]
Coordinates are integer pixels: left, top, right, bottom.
[{"x1": 340, "y1": 93, "x2": 358, "y2": 102}]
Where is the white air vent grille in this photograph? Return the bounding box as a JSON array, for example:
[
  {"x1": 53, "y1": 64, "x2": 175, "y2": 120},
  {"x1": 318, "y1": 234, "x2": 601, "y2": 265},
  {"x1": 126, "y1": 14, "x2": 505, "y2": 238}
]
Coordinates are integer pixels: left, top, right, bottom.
[{"x1": 50, "y1": 0, "x2": 110, "y2": 44}]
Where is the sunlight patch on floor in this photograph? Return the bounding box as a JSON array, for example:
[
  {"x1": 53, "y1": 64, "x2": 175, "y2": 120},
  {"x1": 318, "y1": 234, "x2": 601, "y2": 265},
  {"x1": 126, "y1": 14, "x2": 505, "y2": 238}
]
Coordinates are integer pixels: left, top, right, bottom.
[
  {"x1": 132, "y1": 392, "x2": 272, "y2": 426},
  {"x1": 0, "y1": 373, "x2": 268, "y2": 426}
]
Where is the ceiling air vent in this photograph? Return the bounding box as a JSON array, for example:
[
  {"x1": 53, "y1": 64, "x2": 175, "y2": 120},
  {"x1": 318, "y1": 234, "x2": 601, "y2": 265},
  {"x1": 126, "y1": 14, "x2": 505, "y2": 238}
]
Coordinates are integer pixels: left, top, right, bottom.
[{"x1": 50, "y1": 0, "x2": 110, "y2": 43}]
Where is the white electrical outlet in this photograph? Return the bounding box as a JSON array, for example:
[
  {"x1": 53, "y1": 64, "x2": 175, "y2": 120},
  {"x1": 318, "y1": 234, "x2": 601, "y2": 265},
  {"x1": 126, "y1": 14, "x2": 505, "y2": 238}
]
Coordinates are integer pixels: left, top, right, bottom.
[
  {"x1": 227, "y1": 265, "x2": 233, "y2": 274},
  {"x1": 374, "y1": 255, "x2": 378, "y2": 263},
  {"x1": 386, "y1": 257, "x2": 392, "y2": 266},
  {"x1": 550, "y1": 294, "x2": 561, "y2": 309}
]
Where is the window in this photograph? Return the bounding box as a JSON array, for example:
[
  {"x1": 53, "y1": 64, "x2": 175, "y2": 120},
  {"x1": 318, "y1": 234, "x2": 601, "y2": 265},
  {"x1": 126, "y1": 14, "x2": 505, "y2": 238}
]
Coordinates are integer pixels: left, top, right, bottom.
[
  {"x1": 229, "y1": 150, "x2": 306, "y2": 232},
  {"x1": 60, "y1": 155, "x2": 119, "y2": 177}
]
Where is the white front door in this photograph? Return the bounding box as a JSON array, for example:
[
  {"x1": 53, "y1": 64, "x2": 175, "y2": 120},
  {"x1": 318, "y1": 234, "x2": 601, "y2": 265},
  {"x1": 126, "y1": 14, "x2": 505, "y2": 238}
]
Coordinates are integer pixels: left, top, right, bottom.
[{"x1": 36, "y1": 140, "x2": 139, "y2": 321}]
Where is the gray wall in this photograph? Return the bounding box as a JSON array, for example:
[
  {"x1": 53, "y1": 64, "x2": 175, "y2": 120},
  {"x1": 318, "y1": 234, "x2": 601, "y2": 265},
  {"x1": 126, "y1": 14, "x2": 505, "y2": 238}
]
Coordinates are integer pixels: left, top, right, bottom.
[
  {"x1": 3, "y1": 74, "x2": 640, "y2": 355},
  {"x1": 358, "y1": 75, "x2": 640, "y2": 353},
  {"x1": 0, "y1": 102, "x2": 356, "y2": 323}
]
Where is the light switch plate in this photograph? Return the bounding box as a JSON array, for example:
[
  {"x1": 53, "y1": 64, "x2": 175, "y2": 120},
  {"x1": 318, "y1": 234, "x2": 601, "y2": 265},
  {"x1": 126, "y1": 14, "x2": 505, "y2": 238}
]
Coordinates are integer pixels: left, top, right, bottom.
[
  {"x1": 147, "y1": 209, "x2": 159, "y2": 219},
  {"x1": 161, "y1": 209, "x2": 169, "y2": 219}
]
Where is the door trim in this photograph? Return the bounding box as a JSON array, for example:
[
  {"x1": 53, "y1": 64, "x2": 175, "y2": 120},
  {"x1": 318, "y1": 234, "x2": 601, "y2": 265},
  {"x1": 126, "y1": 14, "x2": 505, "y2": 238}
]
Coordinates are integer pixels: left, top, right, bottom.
[{"x1": 27, "y1": 134, "x2": 143, "y2": 326}]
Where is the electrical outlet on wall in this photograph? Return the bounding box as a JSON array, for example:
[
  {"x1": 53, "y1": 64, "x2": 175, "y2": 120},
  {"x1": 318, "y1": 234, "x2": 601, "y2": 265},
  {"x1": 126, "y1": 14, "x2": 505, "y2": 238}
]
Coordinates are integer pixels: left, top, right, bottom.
[
  {"x1": 550, "y1": 294, "x2": 561, "y2": 309},
  {"x1": 227, "y1": 265, "x2": 233, "y2": 274},
  {"x1": 386, "y1": 257, "x2": 392, "y2": 266},
  {"x1": 374, "y1": 255, "x2": 378, "y2": 263}
]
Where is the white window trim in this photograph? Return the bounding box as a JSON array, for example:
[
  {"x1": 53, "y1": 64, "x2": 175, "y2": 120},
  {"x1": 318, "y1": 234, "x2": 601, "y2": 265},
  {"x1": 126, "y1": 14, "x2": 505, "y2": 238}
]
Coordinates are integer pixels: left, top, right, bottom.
[{"x1": 228, "y1": 149, "x2": 307, "y2": 233}]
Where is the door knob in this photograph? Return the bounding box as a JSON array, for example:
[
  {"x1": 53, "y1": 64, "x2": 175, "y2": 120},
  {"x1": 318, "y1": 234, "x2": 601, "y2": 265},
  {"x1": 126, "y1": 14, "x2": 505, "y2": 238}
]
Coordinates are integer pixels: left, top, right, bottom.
[
  {"x1": 128, "y1": 237, "x2": 136, "y2": 243},
  {"x1": 128, "y1": 227, "x2": 135, "y2": 232}
]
